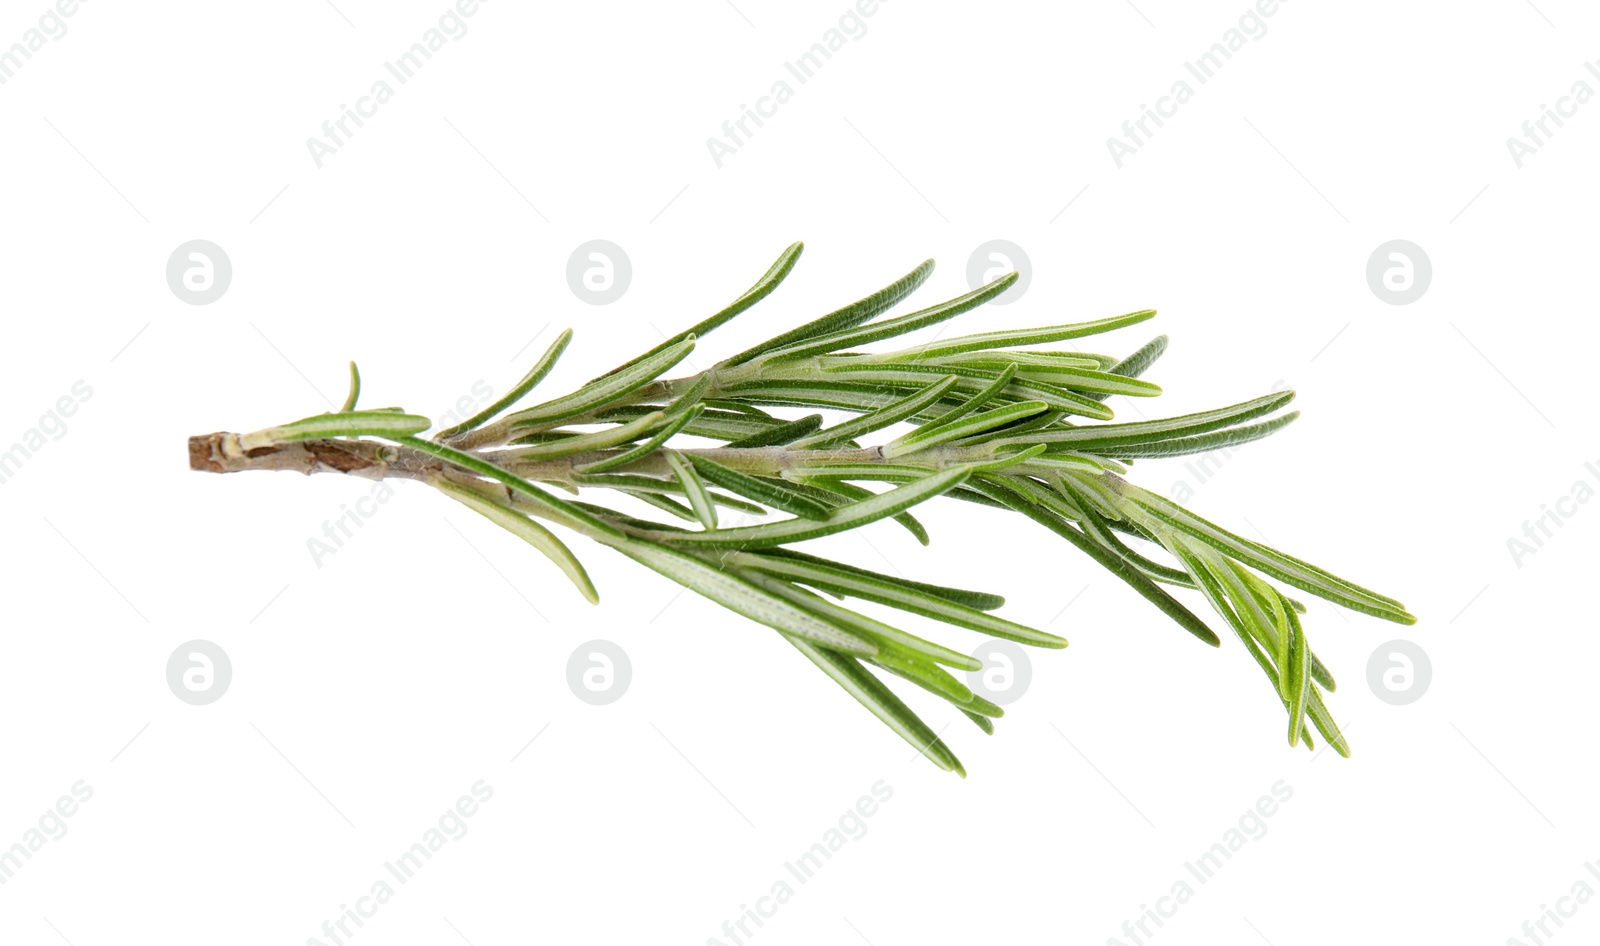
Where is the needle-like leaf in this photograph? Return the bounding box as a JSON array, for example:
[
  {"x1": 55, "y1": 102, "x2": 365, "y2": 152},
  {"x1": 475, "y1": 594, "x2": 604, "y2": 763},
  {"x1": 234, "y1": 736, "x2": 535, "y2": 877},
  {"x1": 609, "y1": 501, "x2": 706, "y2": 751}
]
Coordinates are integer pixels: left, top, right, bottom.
[
  {"x1": 664, "y1": 450, "x2": 717, "y2": 530},
  {"x1": 437, "y1": 481, "x2": 599, "y2": 604},
  {"x1": 787, "y1": 637, "x2": 965, "y2": 776},
  {"x1": 440, "y1": 328, "x2": 573, "y2": 441},
  {"x1": 591, "y1": 242, "x2": 803, "y2": 382},
  {"x1": 721, "y1": 257, "x2": 935, "y2": 367}
]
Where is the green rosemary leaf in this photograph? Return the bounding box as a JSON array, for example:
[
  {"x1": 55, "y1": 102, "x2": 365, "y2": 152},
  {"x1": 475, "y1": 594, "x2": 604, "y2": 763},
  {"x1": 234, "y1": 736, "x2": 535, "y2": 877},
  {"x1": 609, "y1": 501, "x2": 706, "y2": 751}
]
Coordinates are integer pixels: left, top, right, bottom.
[
  {"x1": 867, "y1": 651, "x2": 976, "y2": 708},
  {"x1": 664, "y1": 451, "x2": 717, "y2": 529},
  {"x1": 797, "y1": 479, "x2": 930, "y2": 545},
  {"x1": 1048, "y1": 472, "x2": 1121, "y2": 523},
  {"x1": 700, "y1": 399, "x2": 774, "y2": 417},
  {"x1": 499, "y1": 411, "x2": 664, "y2": 462},
  {"x1": 745, "y1": 572, "x2": 980, "y2": 670},
  {"x1": 721, "y1": 258, "x2": 936, "y2": 368},
  {"x1": 910, "y1": 363, "x2": 1017, "y2": 434},
  {"x1": 761, "y1": 274, "x2": 1019, "y2": 363},
  {"x1": 786, "y1": 376, "x2": 962, "y2": 449},
  {"x1": 1163, "y1": 537, "x2": 1281, "y2": 680},
  {"x1": 724, "y1": 414, "x2": 824, "y2": 448},
  {"x1": 572, "y1": 404, "x2": 706, "y2": 474},
  {"x1": 998, "y1": 391, "x2": 1295, "y2": 452},
  {"x1": 1017, "y1": 454, "x2": 1108, "y2": 476},
  {"x1": 1305, "y1": 685, "x2": 1350, "y2": 757},
  {"x1": 246, "y1": 410, "x2": 432, "y2": 448},
  {"x1": 858, "y1": 309, "x2": 1157, "y2": 363},
  {"x1": 685, "y1": 456, "x2": 833, "y2": 520},
  {"x1": 813, "y1": 364, "x2": 1116, "y2": 420},
  {"x1": 339, "y1": 361, "x2": 361, "y2": 413},
  {"x1": 436, "y1": 481, "x2": 598, "y2": 604},
  {"x1": 1284, "y1": 600, "x2": 1311, "y2": 747},
  {"x1": 926, "y1": 351, "x2": 1102, "y2": 371},
  {"x1": 883, "y1": 400, "x2": 1049, "y2": 458},
  {"x1": 1108, "y1": 412, "x2": 1300, "y2": 459},
  {"x1": 1209, "y1": 557, "x2": 1288, "y2": 687},
  {"x1": 1059, "y1": 497, "x2": 1194, "y2": 586},
  {"x1": 787, "y1": 638, "x2": 965, "y2": 776},
  {"x1": 597, "y1": 405, "x2": 776, "y2": 443},
  {"x1": 1122, "y1": 488, "x2": 1414, "y2": 622},
  {"x1": 644, "y1": 465, "x2": 972, "y2": 549},
  {"x1": 1003, "y1": 365, "x2": 1162, "y2": 398},
  {"x1": 1310, "y1": 648, "x2": 1337, "y2": 691},
  {"x1": 616, "y1": 539, "x2": 877, "y2": 654},
  {"x1": 626, "y1": 489, "x2": 698, "y2": 522},
  {"x1": 1108, "y1": 334, "x2": 1169, "y2": 380},
  {"x1": 729, "y1": 550, "x2": 1065, "y2": 648},
  {"x1": 509, "y1": 337, "x2": 697, "y2": 428},
  {"x1": 752, "y1": 547, "x2": 1005, "y2": 611},
  {"x1": 962, "y1": 710, "x2": 996, "y2": 735},
  {"x1": 963, "y1": 693, "x2": 1004, "y2": 718},
  {"x1": 720, "y1": 381, "x2": 925, "y2": 414},
  {"x1": 972, "y1": 477, "x2": 1220, "y2": 647},
  {"x1": 394, "y1": 436, "x2": 626, "y2": 539},
  {"x1": 439, "y1": 328, "x2": 573, "y2": 440},
  {"x1": 576, "y1": 473, "x2": 768, "y2": 516},
  {"x1": 782, "y1": 462, "x2": 938, "y2": 482},
  {"x1": 590, "y1": 242, "x2": 803, "y2": 382}
]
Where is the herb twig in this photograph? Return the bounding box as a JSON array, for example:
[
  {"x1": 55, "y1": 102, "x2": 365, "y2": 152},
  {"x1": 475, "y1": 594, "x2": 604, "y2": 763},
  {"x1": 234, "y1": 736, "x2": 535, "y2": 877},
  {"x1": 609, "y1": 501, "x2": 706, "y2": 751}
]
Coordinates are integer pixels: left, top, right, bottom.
[{"x1": 188, "y1": 243, "x2": 1414, "y2": 774}]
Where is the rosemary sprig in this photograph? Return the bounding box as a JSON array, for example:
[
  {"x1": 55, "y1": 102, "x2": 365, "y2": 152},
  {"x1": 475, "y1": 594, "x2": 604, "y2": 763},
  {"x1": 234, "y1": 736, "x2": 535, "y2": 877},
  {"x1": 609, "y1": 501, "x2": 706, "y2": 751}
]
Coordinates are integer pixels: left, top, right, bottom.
[{"x1": 188, "y1": 243, "x2": 1415, "y2": 775}]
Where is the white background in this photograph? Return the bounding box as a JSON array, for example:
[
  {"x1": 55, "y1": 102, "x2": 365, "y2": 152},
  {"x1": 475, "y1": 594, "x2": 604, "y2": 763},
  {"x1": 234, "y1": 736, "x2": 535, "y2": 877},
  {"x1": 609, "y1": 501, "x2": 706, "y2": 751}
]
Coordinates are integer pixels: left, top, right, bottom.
[{"x1": 1, "y1": 1, "x2": 1596, "y2": 944}]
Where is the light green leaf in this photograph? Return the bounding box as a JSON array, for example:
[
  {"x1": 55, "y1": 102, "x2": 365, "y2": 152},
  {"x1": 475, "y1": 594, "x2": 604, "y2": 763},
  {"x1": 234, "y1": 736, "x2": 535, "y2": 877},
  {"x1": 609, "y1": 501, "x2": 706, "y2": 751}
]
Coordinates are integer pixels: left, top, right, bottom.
[
  {"x1": 685, "y1": 456, "x2": 834, "y2": 520},
  {"x1": 642, "y1": 465, "x2": 973, "y2": 549},
  {"x1": 787, "y1": 638, "x2": 965, "y2": 776},
  {"x1": 786, "y1": 375, "x2": 961, "y2": 448},
  {"x1": 1122, "y1": 487, "x2": 1414, "y2": 622},
  {"x1": 572, "y1": 405, "x2": 706, "y2": 474},
  {"x1": 246, "y1": 410, "x2": 432, "y2": 448},
  {"x1": 729, "y1": 550, "x2": 1066, "y2": 648},
  {"x1": 591, "y1": 242, "x2": 803, "y2": 381},
  {"x1": 744, "y1": 571, "x2": 980, "y2": 670},
  {"x1": 439, "y1": 328, "x2": 573, "y2": 440},
  {"x1": 722, "y1": 257, "x2": 935, "y2": 367},
  {"x1": 339, "y1": 362, "x2": 361, "y2": 413},
  {"x1": 724, "y1": 413, "x2": 824, "y2": 448},
  {"x1": 856, "y1": 309, "x2": 1157, "y2": 363},
  {"x1": 1284, "y1": 601, "x2": 1310, "y2": 747},
  {"x1": 437, "y1": 481, "x2": 598, "y2": 604},
  {"x1": 751, "y1": 548, "x2": 1005, "y2": 611},
  {"x1": 393, "y1": 436, "x2": 625, "y2": 540},
  {"x1": 883, "y1": 399, "x2": 1048, "y2": 458},
  {"x1": 664, "y1": 450, "x2": 717, "y2": 529},
  {"x1": 508, "y1": 337, "x2": 696, "y2": 428},
  {"x1": 500, "y1": 411, "x2": 664, "y2": 462},
  {"x1": 762, "y1": 274, "x2": 1019, "y2": 363},
  {"x1": 1108, "y1": 412, "x2": 1299, "y2": 459},
  {"x1": 615, "y1": 539, "x2": 876, "y2": 654},
  {"x1": 996, "y1": 391, "x2": 1296, "y2": 452}
]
